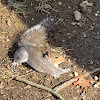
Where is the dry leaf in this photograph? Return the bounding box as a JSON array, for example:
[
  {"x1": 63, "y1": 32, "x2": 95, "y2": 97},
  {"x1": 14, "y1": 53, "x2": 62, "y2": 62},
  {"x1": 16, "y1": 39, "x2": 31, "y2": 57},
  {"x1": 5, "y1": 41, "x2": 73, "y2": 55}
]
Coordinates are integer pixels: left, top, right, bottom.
[{"x1": 73, "y1": 75, "x2": 91, "y2": 90}]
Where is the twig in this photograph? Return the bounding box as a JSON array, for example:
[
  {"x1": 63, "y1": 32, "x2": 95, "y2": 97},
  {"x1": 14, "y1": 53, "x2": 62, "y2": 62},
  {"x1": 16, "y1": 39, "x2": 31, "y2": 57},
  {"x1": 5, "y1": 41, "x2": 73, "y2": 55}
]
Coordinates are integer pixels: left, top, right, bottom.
[
  {"x1": 85, "y1": 68, "x2": 100, "y2": 75},
  {"x1": 55, "y1": 18, "x2": 66, "y2": 27},
  {"x1": 45, "y1": 4, "x2": 59, "y2": 12},
  {"x1": 12, "y1": 76, "x2": 65, "y2": 100},
  {"x1": 0, "y1": 55, "x2": 9, "y2": 65},
  {"x1": 53, "y1": 78, "x2": 78, "y2": 92},
  {"x1": 53, "y1": 68, "x2": 100, "y2": 92},
  {"x1": 18, "y1": 70, "x2": 35, "y2": 77},
  {"x1": 86, "y1": 14, "x2": 100, "y2": 29}
]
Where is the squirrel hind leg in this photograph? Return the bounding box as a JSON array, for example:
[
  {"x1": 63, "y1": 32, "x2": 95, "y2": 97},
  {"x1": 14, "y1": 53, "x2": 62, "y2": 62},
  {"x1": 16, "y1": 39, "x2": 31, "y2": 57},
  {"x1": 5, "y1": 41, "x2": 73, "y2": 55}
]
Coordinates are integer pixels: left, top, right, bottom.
[
  {"x1": 11, "y1": 61, "x2": 19, "y2": 67},
  {"x1": 13, "y1": 46, "x2": 28, "y2": 66}
]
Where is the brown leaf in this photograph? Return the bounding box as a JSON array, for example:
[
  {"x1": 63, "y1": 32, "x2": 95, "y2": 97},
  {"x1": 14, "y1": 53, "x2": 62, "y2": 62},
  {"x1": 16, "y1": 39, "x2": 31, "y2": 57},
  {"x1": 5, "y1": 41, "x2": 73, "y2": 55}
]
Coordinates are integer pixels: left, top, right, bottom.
[{"x1": 73, "y1": 75, "x2": 91, "y2": 90}]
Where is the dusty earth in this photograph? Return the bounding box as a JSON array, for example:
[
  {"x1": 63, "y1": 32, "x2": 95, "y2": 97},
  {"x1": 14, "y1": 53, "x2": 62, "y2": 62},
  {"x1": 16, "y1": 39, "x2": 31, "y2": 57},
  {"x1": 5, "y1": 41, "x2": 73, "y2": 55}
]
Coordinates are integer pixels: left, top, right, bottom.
[{"x1": 0, "y1": 0, "x2": 100, "y2": 100}]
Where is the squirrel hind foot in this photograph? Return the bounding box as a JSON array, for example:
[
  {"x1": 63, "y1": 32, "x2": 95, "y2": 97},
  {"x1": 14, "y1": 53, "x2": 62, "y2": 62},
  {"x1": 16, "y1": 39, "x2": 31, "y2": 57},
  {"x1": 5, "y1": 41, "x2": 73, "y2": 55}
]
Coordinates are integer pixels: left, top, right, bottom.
[{"x1": 11, "y1": 61, "x2": 19, "y2": 67}]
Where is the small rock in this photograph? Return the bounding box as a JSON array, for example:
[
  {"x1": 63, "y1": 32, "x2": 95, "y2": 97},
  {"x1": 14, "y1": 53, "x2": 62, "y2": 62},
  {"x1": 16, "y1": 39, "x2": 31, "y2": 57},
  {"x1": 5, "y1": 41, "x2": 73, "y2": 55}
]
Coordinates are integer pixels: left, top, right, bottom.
[
  {"x1": 76, "y1": 22, "x2": 82, "y2": 27},
  {"x1": 97, "y1": 82, "x2": 100, "y2": 85},
  {"x1": 82, "y1": 1, "x2": 93, "y2": 7},
  {"x1": 68, "y1": 6, "x2": 71, "y2": 9},
  {"x1": 7, "y1": 18, "x2": 12, "y2": 27},
  {"x1": 24, "y1": 85, "x2": 31, "y2": 89},
  {"x1": 69, "y1": 73, "x2": 74, "y2": 77},
  {"x1": 97, "y1": 11, "x2": 99, "y2": 13},
  {"x1": 83, "y1": 32, "x2": 86, "y2": 37},
  {"x1": 71, "y1": 22, "x2": 77, "y2": 25},
  {"x1": 94, "y1": 83, "x2": 100, "y2": 88},
  {"x1": 7, "y1": 38, "x2": 10, "y2": 42},
  {"x1": 74, "y1": 11, "x2": 81, "y2": 21},
  {"x1": 68, "y1": 58, "x2": 71, "y2": 63},
  {"x1": 73, "y1": 65, "x2": 77, "y2": 69},
  {"x1": 73, "y1": 97, "x2": 78, "y2": 100},
  {"x1": 58, "y1": 1, "x2": 62, "y2": 6},
  {"x1": 94, "y1": 76, "x2": 99, "y2": 81},
  {"x1": 0, "y1": 82, "x2": 3, "y2": 89},
  {"x1": 74, "y1": 71, "x2": 78, "y2": 77},
  {"x1": 62, "y1": 39, "x2": 65, "y2": 42},
  {"x1": 79, "y1": 3, "x2": 87, "y2": 13},
  {"x1": 90, "y1": 60, "x2": 93, "y2": 64},
  {"x1": 93, "y1": 35, "x2": 100, "y2": 40},
  {"x1": 95, "y1": 13, "x2": 98, "y2": 16}
]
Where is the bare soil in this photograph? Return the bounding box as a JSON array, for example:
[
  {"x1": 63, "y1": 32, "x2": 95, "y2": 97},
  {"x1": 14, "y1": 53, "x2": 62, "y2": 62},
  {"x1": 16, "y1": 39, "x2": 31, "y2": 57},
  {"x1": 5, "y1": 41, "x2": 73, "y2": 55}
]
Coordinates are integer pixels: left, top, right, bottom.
[{"x1": 0, "y1": 0, "x2": 100, "y2": 100}]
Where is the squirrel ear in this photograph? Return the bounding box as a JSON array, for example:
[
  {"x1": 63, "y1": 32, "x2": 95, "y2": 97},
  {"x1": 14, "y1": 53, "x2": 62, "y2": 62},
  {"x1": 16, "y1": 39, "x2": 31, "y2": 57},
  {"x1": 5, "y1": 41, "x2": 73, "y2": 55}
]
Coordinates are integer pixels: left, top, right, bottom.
[{"x1": 43, "y1": 51, "x2": 49, "y2": 57}]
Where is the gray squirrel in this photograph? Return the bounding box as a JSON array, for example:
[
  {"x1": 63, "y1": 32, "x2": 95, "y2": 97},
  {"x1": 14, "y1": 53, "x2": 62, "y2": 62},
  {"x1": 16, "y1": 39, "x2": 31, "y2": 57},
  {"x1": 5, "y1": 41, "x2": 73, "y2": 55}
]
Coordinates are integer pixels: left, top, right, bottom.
[{"x1": 12, "y1": 18, "x2": 70, "y2": 78}]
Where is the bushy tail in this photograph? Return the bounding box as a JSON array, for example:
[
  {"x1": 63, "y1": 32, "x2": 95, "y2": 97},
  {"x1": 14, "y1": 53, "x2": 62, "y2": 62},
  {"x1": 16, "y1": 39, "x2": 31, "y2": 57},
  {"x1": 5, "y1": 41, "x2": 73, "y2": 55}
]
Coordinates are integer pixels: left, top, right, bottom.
[{"x1": 40, "y1": 18, "x2": 58, "y2": 32}]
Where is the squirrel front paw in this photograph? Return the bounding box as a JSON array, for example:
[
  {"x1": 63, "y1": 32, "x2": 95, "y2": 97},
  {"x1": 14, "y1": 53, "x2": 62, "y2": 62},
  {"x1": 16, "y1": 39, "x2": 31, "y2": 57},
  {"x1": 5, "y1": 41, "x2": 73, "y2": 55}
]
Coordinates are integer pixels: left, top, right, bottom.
[{"x1": 64, "y1": 68, "x2": 71, "y2": 73}]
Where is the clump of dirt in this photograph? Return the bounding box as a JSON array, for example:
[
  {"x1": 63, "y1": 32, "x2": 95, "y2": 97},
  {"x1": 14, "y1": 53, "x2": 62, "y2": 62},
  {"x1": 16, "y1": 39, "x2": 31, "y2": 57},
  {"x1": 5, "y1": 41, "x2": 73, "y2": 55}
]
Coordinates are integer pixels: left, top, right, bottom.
[{"x1": 0, "y1": 0, "x2": 100, "y2": 100}]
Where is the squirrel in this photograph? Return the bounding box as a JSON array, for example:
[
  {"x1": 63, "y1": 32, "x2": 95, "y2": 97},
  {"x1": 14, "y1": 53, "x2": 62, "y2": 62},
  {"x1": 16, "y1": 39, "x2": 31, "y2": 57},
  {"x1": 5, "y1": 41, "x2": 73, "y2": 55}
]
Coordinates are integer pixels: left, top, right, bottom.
[{"x1": 12, "y1": 18, "x2": 70, "y2": 78}]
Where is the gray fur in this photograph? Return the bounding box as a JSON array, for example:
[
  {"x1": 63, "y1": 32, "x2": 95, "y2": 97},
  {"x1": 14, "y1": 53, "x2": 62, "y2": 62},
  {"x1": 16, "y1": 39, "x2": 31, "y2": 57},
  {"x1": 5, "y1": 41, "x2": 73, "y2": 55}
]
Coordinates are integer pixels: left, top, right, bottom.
[{"x1": 12, "y1": 18, "x2": 68, "y2": 78}]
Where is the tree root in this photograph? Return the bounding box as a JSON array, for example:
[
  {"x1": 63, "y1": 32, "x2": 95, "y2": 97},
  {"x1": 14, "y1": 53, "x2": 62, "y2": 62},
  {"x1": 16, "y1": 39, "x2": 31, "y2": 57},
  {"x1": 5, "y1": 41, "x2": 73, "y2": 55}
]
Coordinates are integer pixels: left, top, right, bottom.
[{"x1": 12, "y1": 76, "x2": 65, "y2": 100}]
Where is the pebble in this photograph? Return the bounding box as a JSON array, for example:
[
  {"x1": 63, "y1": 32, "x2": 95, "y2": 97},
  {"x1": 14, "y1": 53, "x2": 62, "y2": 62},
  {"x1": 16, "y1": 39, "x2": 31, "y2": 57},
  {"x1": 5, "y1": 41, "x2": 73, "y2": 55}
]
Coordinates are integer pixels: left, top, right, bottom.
[
  {"x1": 24, "y1": 85, "x2": 31, "y2": 89},
  {"x1": 79, "y1": 3, "x2": 87, "y2": 13},
  {"x1": 83, "y1": 32, "x2": 86, "y2": 37},
  {"x1": 76, "y1": 22, "x2": 82, "y2": 27},
  {"x1": 95, "y1": 13, "x2": 98, "y2": 16},
  {"x1": 73, "y1": 65, "x2": 77, "y2": 69},
  {"x1": 93, "y1": 35, "x2": 100, "y2": 40},
  {"x1": 62, "y1": 39, "x2": 65, "y2": 42},
  {"x1": 74, "y1": 11, "x2": 81, "y2": 21},
  {"x1": 71, "y1": 22, "x2": 77, "y2": 25},
  {"x1": 73, "y1": 97, "x2": 78, "y2": 100},
  {"x1": 94, "y1": 84, "x2": 99, "y2": 88},
  {"x1": 97, "y1": 11, "x2": 99, "y2": 13},
  {"x1": 69, "y1": 73, "x2": 74, "y2": 77},
  {"x1": 74, "y1": 71, "x2": 78, "y2": 77},
  {"x1": 58, "y1": 1, "x2": 62, "y2": 6},
  {"x1": 82, "y1": 1, "x2": 93, "y2": 7},
  {"x1": 97, "y1": 82, "x2": 100, "y2": 85},
  {"x1": 7, "y1": 18, "x2": 12, "y2": 27},
  {"x1": 94, "y1": 76, "x2": 99, "y2": 81},
  {"x1": 94, "y1": 82, "x2": 100, "y2": 88}
]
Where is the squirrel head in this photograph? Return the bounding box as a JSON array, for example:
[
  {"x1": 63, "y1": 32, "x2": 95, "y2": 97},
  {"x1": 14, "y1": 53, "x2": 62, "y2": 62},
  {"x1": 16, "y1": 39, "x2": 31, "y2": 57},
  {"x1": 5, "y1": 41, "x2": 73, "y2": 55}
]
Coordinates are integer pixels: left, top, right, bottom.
[{"x1": 48, "y1": 51, "x2": 66, "y2": 65}]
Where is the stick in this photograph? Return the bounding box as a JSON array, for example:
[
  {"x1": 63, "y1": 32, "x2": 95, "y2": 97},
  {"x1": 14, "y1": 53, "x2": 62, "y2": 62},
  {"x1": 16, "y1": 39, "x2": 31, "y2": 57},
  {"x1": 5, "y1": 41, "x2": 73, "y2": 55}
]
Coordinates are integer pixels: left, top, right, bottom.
[
  {"x1": 85, "y1": 68, "x2": 100, "y2": 75},
  {"x1": 12, "y1": 76, "x2": 65, "y2": 100},
  {"x1": 53, "y1": 78, "x2": 78, "y2": 92},
  {"x1": 53, "y1": 68, "x2": 100, "y2": 92},
  {"x1": 86, "y1": 14, "x2": 100, "y2": 29}
]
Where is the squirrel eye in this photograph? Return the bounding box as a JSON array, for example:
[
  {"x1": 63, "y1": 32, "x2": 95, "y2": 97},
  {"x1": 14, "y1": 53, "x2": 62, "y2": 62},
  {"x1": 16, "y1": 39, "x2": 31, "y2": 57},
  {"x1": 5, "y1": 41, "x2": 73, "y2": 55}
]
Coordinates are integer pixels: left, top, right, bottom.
[{"x1": 55, "y1": 56, "x2": 58, "y2": 59}]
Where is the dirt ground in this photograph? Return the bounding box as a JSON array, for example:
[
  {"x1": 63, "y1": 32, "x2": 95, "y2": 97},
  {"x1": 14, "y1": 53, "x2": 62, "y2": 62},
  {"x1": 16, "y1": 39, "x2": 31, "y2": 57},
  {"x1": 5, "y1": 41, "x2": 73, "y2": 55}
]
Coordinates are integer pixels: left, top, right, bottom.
[{"x1": 0, "y1": 0, "x2": 100, "y2": 100}]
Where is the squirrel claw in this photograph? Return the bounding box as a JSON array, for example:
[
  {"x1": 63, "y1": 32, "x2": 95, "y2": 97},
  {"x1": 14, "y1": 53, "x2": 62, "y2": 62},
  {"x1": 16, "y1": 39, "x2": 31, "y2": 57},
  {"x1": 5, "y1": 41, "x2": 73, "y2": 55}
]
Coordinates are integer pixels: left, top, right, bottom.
[
  {"x1": 11, "y1": 61, "x2": 19, "y2": 67},
  {"x1": 64, "y1": 68, "x2": 71, "y2": 72}
]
